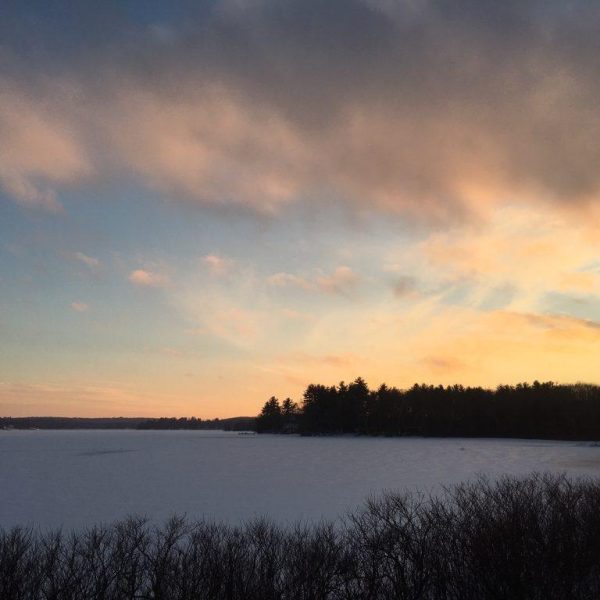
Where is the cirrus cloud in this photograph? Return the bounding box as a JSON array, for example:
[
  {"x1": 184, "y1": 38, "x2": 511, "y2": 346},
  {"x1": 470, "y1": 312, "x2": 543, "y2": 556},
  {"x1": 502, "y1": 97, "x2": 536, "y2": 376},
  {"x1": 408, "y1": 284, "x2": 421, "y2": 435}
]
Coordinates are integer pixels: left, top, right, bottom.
[
  {"x1": 128, "y1": 269, "x2": 167, "y2": 288},
  {"x1": 267, "y1": 266, "x2": 360, "y2": 294},
  {"x1": 73, "y1": 252, "x2": 101, "y2": 269}
]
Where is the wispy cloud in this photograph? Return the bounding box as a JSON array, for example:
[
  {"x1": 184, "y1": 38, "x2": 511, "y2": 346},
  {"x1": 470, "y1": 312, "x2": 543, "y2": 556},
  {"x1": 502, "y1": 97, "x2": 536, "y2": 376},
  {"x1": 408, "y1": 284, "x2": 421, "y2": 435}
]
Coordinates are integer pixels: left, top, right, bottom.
[
  {"x1": 70, "y1": 301, "x2": 89, "y2": 312},
  {"x1": 267, "y1": 272, "x2": 314, "y2": 291},
  {"x1": 418, "y1": 206, "x2": 600, "y2": 310},
  {"x1": 316, "y1": 266, "x2": 360, "y2": 294},
  {"x1": 128, "y1": 269, "x2": 167, "y2": 288},
  {"x1": 0, "y1": 381, "x2": 170, "y2": 417},
  {"x1": 185, "y1": 304, "x2": 263, "y2": 347},
  {"x1": 209, "y1": 307, "x2": 261, "y2": 345},
  {"x1": 74, "y1": 252, "x2": 101, "y2": 269},
  {"x1": 203, "y1": 254, "x2": 234, "y2": 276},
  {"x1": 267, "y1": 266, "x2": 360, "y2": 294}
]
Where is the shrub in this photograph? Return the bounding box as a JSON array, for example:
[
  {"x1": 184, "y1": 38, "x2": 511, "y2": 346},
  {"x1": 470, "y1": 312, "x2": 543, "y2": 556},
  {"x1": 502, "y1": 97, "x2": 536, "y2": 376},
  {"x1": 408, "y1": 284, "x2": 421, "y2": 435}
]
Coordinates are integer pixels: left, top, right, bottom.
[{"x1": 2, "y1": 474, "x2": 600, "y2": 599}]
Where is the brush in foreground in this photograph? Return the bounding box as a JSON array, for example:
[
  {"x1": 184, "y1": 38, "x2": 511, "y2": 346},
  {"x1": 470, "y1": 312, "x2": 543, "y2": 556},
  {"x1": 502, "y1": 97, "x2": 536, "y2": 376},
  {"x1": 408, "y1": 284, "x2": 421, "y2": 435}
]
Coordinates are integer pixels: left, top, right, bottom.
[{"x1": 2, "y1": 473, "x2": 600, "y2": 599}]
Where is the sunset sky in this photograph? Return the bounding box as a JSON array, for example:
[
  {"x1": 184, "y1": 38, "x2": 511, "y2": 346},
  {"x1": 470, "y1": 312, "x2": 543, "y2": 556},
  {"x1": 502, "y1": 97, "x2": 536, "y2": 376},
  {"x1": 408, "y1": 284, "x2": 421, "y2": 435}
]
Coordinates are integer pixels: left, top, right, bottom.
[{"x1": 1, "y1": 0, "x2": 599, "y2": 417}]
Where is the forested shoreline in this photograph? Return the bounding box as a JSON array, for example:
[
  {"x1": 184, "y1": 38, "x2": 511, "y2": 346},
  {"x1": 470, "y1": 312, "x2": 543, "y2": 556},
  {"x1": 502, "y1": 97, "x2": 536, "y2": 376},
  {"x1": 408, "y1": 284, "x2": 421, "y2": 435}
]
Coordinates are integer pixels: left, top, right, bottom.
[
  {"x1": 256, "y1": 379, "x2": 600, "y2": 440},
  {"x1": 4, "y1": 379, "x2": 600, "y2": 440},
  {"x1": 136, "y1": 416, "x2": 255, "y2": 431},
  {"x1": 0, "y1": 416, "x2": 254, "y2": 431},
  {"x1": 2, "y1": 474, "x2": 600, "y2": 599}
]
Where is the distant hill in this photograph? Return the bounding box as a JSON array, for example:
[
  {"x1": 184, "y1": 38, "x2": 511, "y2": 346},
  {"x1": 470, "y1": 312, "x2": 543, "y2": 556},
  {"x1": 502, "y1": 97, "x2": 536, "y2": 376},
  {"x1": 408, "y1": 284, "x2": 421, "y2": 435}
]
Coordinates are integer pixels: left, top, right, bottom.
[{"x1": 0, "y1": 416, "x2": 257, "y2": 431}]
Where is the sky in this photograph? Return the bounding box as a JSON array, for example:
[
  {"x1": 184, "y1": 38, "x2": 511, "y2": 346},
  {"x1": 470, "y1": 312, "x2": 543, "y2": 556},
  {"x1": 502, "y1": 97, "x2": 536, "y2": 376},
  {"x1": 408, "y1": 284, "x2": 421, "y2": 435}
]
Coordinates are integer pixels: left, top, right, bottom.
[{"x1": 1, "y1": 0, "x2": 599, "y2": 417}]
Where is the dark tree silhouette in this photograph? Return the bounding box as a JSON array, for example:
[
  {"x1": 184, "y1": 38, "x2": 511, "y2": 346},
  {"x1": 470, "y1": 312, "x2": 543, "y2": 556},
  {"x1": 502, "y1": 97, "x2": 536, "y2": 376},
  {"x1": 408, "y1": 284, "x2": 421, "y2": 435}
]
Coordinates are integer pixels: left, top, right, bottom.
[
  {"x1": 256, "y1": 397, "x2": 283, "y2": 432},
  {"x1": 256, "y1": 378, "x2": 600, "y2": 440},
  {"x1": 280, "y1": 398, "x2": 299, "y2": 433}
]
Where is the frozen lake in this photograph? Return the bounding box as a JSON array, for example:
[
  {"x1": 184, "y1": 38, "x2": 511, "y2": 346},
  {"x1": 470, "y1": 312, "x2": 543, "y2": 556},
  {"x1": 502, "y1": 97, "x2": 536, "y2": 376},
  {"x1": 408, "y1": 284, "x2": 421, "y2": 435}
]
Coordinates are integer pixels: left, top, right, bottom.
[{"x1": 2, "y1": 430, "x2": 600, "y2": 530}]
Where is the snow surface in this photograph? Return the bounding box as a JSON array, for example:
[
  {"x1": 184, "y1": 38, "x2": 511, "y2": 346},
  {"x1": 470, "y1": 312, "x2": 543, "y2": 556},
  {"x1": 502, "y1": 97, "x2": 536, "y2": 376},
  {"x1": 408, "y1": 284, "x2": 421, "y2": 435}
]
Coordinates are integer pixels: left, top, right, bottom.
[{"x1": 1, "y1": 430, "x2": 600, "y2": 530}]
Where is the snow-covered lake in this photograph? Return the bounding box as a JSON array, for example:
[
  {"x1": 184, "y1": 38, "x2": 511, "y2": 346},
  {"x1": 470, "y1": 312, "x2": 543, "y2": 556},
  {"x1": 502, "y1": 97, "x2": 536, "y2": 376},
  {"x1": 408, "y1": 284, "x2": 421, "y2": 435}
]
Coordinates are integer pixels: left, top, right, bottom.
[{"x1": 2, "y1": 430, "x2": 600, "y2": 530}]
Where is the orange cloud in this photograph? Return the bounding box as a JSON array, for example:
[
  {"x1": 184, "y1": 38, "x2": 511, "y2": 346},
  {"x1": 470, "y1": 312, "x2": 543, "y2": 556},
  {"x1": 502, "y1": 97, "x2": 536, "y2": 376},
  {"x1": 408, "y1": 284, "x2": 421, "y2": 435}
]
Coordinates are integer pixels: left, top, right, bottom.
[
  {"x1": 0, "y1": 81, "x2": 91, "y2": 212},
  {"x1": 106, "y1": 86, "x2": 306, "y2": 214},
  {"x1": 442, "y1": 311, "x2": 600, "y2": 384},
  {"x1": 128, "y1": 269, "x2": 167, "y2": 287},
  {"x1": 414, "y1": 207, "x2": 600, "y2": 310},
  {"x1": 267, "y1": 266, "x2": 360, "y2": 294},
  {"x1": 393, "y1": 308, "x2": 600, "y2": 387}
]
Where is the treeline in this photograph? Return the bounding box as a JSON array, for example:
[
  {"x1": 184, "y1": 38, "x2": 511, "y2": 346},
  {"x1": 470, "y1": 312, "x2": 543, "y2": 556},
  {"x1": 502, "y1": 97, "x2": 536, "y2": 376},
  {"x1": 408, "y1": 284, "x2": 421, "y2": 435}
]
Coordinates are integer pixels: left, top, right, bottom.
[
  {"x1": 136, "y1": 417, "x2": 255, "y2": 431},
  {"x1": 2, "y1": 474, "x2": 600, "y2": 599},
  {"x1": 0, "y1": 417, "x2": 255, "y2": 431},
  {"x1": 257, "y1": 378, "x2": 600, "y2": 439},
  {"x1": 0, "y1": 417, "x2": 146, "y2": 430}
]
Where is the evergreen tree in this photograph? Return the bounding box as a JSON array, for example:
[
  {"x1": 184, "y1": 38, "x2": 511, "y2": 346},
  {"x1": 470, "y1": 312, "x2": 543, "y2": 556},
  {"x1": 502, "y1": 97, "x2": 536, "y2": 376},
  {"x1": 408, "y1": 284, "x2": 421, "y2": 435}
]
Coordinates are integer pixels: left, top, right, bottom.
[
  {"x1": 256, "y1": 396, "x2": 283, "y2": 432},
  {"x1": 257, "y1": 379, "x2": 600, "y2": 440}
]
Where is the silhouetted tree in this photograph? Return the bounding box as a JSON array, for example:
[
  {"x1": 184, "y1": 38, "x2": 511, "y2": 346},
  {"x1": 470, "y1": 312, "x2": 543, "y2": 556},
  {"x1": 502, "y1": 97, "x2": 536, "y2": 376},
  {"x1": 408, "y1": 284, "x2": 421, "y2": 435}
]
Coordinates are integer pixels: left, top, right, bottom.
[
  {"x1": 281, "y1": 398, "x2": 299, "y2": 433},
  {"x1": 257, "y1": 379, "x2": 600, "y2": 440},
  {"x1": 256, "y1": 397, "x2": 283, "y2": 433}
]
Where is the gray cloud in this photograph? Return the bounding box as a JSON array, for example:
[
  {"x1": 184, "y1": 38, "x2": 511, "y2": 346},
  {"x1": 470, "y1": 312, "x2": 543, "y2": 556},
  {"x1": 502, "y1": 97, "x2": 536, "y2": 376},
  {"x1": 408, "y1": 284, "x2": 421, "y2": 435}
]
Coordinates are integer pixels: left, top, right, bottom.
[{"x1": 1, "y1": 0, "x2": 599, "y2": 218}]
